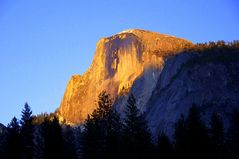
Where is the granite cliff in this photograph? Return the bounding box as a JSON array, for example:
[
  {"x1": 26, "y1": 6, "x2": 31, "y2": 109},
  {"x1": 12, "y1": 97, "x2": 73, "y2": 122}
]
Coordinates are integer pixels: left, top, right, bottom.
[
  {"x1": 58, "y1": 29, "x2": 239, "y2": 137},
  {"x1": 58, "y1": 29, "x2": 192, "y2": 124}
]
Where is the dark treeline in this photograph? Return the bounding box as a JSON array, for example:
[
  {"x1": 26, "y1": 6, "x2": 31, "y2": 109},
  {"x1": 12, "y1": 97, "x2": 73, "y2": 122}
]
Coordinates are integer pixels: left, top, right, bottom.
[
  {"x1": 0, "y1": 92, "x2": 239, "y2": 159},
  {"x1": 181, "y1": 40, "x2": 239, "y2": 67},
  {"x1": 184, "y1": 40, "x2": 239, "y2": 52}
]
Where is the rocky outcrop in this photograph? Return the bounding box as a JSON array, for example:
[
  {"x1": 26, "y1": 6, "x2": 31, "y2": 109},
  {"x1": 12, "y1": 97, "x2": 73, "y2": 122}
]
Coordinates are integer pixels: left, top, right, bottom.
[{"x1": 58, "y1": 29, "x2": 193, "y2": 124}]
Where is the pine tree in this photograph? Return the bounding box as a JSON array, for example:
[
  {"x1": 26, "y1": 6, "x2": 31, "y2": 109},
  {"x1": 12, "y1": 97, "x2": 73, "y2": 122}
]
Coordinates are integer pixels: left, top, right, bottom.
[
  {"x1": 157, "y1": 132, "x2": 174, "y2": 159},
  {"x1": 5, "y1": 117, "x2": 22, "y2": 159},
  {"x1": 40, "y1": 116, "x2": 64, "y2": 159},
  {"x1": 62, "y1": 125, "x2": 78, "y2": 159},
  {"x1": 227, "y1": 109, "x2": 239, "y2": 159},
  {"x1": 81, "y1": 91, "x2": 115, "y2": 159},
  {"x1": 33, "y1": 125, "x2": 45, "y2": 159},
  {"x1": 20, "y1": 102, "x2": 34, "y2": 159},
  {"x1": 74, "y1": 125, "x2": 82, "y2": 158},
  {"x1": 91, "y1": 91, "x2": 112, "y2": 120},
  {"x1": 174, "y1": 115, "x2": 187, "y2": 159},
  {"x1": 185, "y1": 105, "x2": 211, "y2": 159},
  {"x1": 0, "y1": 123, "x2": 7, "y2": 159},
  {"x1": 80, "y1": 115, "x2": 99, "y2": 159},
  {"x1": 122, "y1": 94, "x2": 152, "y2": 159},
  {"x1": 20, "y1": 103, "x2": 32, "y2": 126},
  {"x1": 104, "y1": 109, "x2": 122, "y2": 159},
  {"x1": 209, "y1": 112, "x2": 226, "y2": 159}
]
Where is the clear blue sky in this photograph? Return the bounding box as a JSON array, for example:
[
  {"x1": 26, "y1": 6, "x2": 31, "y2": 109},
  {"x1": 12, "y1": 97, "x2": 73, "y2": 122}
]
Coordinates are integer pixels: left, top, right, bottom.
[{"x1": 0, "y1": 0, "x2": 238, "y2": 125}]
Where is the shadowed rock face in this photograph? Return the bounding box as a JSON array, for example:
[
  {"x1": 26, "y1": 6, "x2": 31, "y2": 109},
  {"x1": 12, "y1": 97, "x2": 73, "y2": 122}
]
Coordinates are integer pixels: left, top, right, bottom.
[
  {"x1": 146, "y1": 53, "x2": 239, "y2": 137},
  {"x1": 58, "y1": 29, "x2": 193, "y2": 124}
]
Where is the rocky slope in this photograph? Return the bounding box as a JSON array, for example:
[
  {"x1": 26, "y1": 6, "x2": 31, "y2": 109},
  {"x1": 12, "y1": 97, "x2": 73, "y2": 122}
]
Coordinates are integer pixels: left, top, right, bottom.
[
  {"x1": 146, "y1": 51, "x2": 239, "y2": 137},
  {"x1": 58, "y1": 29, "x2": 193, "y2": 124}
]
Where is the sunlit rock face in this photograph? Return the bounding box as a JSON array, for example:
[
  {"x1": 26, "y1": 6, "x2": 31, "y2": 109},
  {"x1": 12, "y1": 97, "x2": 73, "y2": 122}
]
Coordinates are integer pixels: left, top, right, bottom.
[{"x1": 58, "y1": 29, "x2": 193, "y2": 124}]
